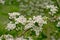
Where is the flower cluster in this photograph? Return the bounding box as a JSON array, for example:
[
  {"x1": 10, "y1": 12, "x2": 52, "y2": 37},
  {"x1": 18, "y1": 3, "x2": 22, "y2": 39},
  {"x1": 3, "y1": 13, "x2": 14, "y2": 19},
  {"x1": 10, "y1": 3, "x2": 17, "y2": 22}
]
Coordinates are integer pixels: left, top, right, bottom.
[
  {"x1": 19, "y1": 0, "x2": 58, "y2": 16},
  {"x1": 6, "y1": 12, "x2": 47, "y2": 38},
  {"x1": 8, "y1": 12, "x2": 20, "y2": 19},
  {"x1": 56, "y1": 16, "x2": 60, "y2": 27},
  {"x1": 19, "y1": 0, "x2": 44, "y2": 15},
  {"x1": 46, "y1": 5, "x2": 58, "y2": 16},
  {"x1": 0, "y1": 0, "x2": 5, "y2": 4},
  {"x1": 6, "y1": 22, "x2": 16, "y2": 31},
  {"x1": 15, "y1": 15, "x2": 27, "y2": 25},
  {"x1": 0, "y1": 34, "x2": 33, "y2": 40},
  {"x1": 56, "y1": 22, "x2": 60, "y2": 27}
]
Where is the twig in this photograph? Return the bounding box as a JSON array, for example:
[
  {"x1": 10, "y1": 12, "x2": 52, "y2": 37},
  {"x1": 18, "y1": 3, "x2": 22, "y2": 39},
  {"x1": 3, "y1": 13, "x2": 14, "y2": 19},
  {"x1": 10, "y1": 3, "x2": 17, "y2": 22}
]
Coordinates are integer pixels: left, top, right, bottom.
[{"x1": 19, "y1": 28, "x2": 31, "y2": 37}]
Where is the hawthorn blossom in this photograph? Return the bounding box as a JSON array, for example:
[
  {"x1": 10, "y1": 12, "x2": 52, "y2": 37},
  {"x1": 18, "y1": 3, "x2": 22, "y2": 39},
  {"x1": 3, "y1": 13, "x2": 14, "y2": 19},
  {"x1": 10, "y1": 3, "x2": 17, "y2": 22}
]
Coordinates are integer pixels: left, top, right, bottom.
[
  {"x1": 28, "y1": 37, "x2": 33, "y2": 40},
  {"x1": 46, "y1": 5, "x2": 58, "y2": 16},
  {"x1": 0, "y1": 0, "x2": 5, "y2": 5},
  {"x1": 24, "y1": 18, "x2": 34, "y2": 30},
  {"x1": 33, "y1": 15, "x2": 47, "y2": 27},
  {"x1": 57, "y1": 16, "x2": 60, "y2": 20},
  {"x1": 8, "y1": 12, "x2": 20, "y2": 19},
  {"x1": 24, "y1": 15, "x2": 47, "y2": 36},
  {"x1": 0, "y1": 35, "x2": 4, "y2": 40},
  {"x1": 24, "y1": 22, "x2": 34, "y2": 30},
  {"x1": 32, "y1": 15, "x2": 47, "y2": 36},
  {"x1": 0, "y1": 36, "x2": 2, "y2": 40},
  {"x1": 33, "y1": 26, "x2": 43, "y2": 36},
  {"x1": 51, "y1": 36, "x2": 56, "y2": 40},
  {"x1": 4, "y1": 34, "x2": 14, "y2": 40},
  {"x1": 56, "y1": 21, "x2": 60, "y2": 27},
  {"x1": 15, "y1": 36, "x2": 26, "y2": 40},
  {"x1": 19, "y1": 0, "x2": 43, "y2": 15},
  {"x1": 6, "y1": 22, "x2": 16, "y2": 31},
  {"x1": 15, "y1": 15, "x2": 27, "y2": 25}
]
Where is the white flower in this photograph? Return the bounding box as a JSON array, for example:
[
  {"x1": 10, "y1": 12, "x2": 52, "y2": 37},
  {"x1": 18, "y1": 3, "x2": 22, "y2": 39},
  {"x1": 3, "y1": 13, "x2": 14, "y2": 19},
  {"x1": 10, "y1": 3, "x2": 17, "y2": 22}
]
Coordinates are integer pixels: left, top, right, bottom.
[
  {"x1": 6, "y1": 22, "x2": 16, "y2": 31},
  {"x1": 51, "y1": 36, "x2": 56, "y2": 40},
  {"x1": 57, "y1": 16, "x2": 60, "y2": 20},
  {"x1": 15, "y1": 36, "x2": 26, "y2": 40},
  {"x1": 33, "y1": 15, "x2": 47, "y2": 27},
  {"x1": 0, "y1": 36, "x2": 2, "y2": 40},
  {"x1": 56, "y1": 21, "x2": 60, "y2": 27},
  {"x1": 5, "y1": 38, "x2": 14, "y2": 40},
  {"x1": 0, "y1": 35, "x2": 4, "y2": 40},
  {"x1": 19, "y1": 0, "x2": 44, "y2": 15},
  {"x1": 24, "y1": 22, "x2": 34, "y2": 30},
  {"x1": 46, "y1": 5, "x2": 58, "y2": 16},
  {"x1": 4, "y1": 34, "x2": 14, "y2": 40},
  {"x1": 0, "y1": 38, "x2": 1, "y2": 40},
  {"x1": 24, "y1": 18, "x2": 34, "y2": 30},
  {"x1": 33, "y1": 26, "x2": 43, "y2": 36},
  {"x1": 31, "y1": 15, "x2": 47, "y2": 36},
  {"x1": 8, "y1": 12, "x2": 20, "y2": 19},
  {"x1": 28, "y1": 37, "x2": 33, "y2": 40},
  {"x1": 15, "y1": 15, "x2": 27, "y2": 25},
  {"x1": 0, "y1": 0, "x2": 5, "y2": 4},
  {"x1": 24, "y1": 15, "x2": 45, "y2": 35}
]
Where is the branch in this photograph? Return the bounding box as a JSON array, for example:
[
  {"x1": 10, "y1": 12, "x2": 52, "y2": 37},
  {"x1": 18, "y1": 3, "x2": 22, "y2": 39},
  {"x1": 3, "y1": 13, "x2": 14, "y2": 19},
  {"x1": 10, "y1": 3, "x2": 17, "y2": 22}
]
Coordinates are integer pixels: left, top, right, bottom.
[{"x1": 19, "y1": 28, "x2": 31, "y2": 37}]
